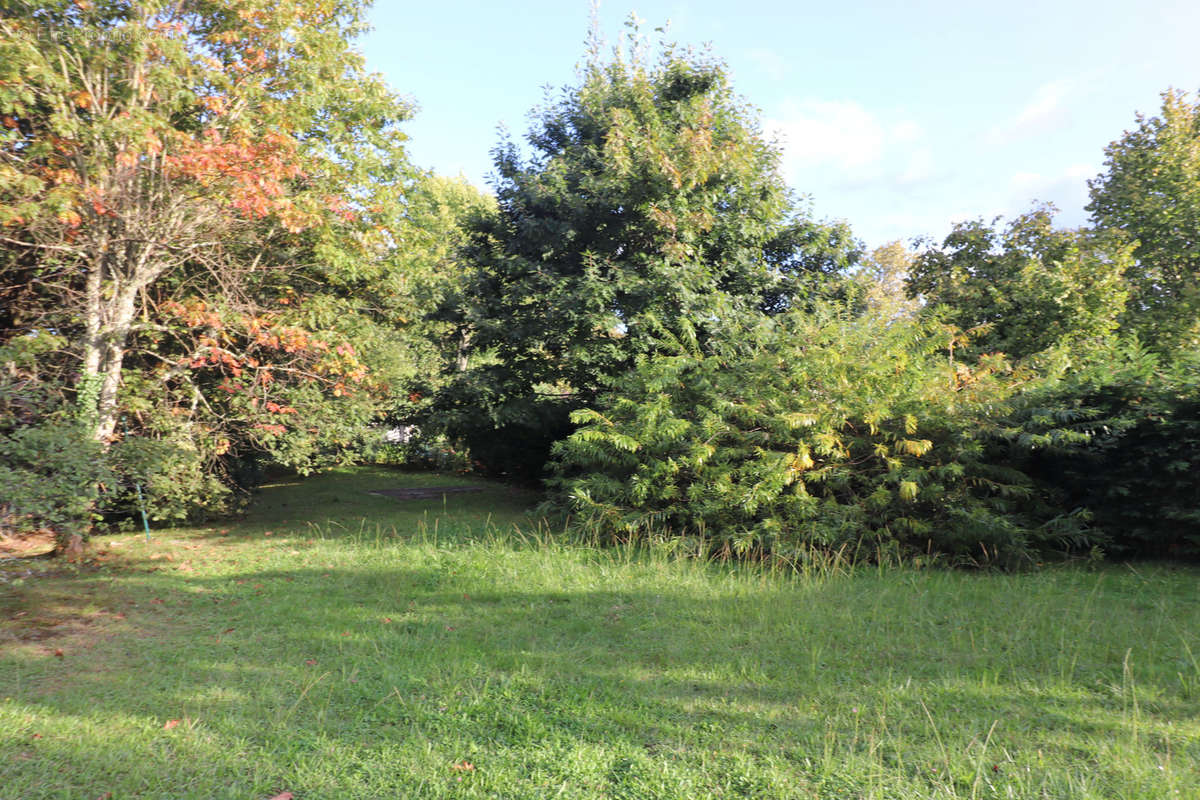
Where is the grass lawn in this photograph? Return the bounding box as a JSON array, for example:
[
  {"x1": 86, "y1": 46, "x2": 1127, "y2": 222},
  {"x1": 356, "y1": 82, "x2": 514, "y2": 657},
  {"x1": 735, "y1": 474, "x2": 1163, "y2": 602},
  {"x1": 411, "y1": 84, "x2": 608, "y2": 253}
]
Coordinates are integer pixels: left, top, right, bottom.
[{"x1": 2, "y1": 466, "x2": 1198, "y2": 799}]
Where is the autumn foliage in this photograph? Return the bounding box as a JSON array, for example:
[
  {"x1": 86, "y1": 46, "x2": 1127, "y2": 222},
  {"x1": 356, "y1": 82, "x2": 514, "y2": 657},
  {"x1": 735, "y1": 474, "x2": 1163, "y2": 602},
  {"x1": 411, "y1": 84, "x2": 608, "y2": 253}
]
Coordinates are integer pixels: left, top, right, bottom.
[{"x1": 1, "y1": 0, "x2": 414, "y2": 542}]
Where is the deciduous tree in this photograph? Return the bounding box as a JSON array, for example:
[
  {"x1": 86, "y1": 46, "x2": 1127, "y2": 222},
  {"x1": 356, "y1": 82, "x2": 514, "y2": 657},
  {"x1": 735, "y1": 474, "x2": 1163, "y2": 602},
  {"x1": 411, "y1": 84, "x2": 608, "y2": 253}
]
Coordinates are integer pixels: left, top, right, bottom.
[
  {"x1": 907, "y1": 207, "x2": 1132, "y2": 360},
  {"x1": 1088, "y1": 88, "x2": 1200, "y2": 350},
  {"x1": 0, "y1": 0, "x2": 409, "y2": 444}
]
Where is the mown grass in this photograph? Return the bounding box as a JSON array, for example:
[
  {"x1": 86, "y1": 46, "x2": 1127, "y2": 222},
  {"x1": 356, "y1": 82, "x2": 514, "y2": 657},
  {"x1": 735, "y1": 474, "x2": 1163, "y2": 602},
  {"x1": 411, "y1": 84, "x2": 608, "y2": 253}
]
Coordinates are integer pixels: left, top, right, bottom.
[{"x1": 1, "y1": 466, "x2": 1198, "y2": 799}]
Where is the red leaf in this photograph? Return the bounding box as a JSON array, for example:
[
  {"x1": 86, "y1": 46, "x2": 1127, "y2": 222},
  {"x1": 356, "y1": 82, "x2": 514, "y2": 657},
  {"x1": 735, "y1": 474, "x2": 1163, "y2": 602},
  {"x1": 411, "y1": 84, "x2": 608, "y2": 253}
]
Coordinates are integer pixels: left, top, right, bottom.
[
  {"x1": 451, "y1": 760, "x2": 475, "y2": 772},
  {"x1": 268, "y1": 793, "x2": 294, "y2": 800},
  {"x1": 223, "y1": 627, "x2": 235, "y2": 634},
  {"x1": 53, "y1": 649, "x2": 64, "y2": 658},
  {"x1": 96, "y1": 793, "x2": 113, "y2": 800},
  {"x1": 163, "y1": 719, "x2": 181, "y2": 730},
  {"x1": 304, "y1": 659, "x2": 317, "y2": 666}
]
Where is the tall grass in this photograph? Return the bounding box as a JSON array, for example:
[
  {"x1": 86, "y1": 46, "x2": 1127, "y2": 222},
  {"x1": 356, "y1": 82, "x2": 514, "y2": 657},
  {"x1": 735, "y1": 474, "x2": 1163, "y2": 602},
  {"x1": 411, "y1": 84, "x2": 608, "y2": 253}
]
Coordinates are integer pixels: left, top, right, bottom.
[{"x1": 1, "y1": 467, "x2": 1198, "y2": 799}]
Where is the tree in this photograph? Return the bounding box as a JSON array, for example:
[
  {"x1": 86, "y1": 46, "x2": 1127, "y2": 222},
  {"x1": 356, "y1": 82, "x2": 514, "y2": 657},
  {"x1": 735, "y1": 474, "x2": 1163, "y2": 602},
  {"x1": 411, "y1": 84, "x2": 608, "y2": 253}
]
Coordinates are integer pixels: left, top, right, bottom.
[
  {"x1": 1088, "y1": 88, "x2": 1200, "y2": 350},
  {"x1": 0, "y1": 0, "x2": 409, "y2": 444},
  {"x1": 855, "y1": 240, "x2": 920, "y2": 321},
  {"x1": 906, "y1": 207, "x2": 1133, "y2": 360},
  {"x1": 442, "y1": 26, "x2": 855, "y2": 477},
  {"x1": 0, "y1": 0, "x2": 416, "y2": 540}
]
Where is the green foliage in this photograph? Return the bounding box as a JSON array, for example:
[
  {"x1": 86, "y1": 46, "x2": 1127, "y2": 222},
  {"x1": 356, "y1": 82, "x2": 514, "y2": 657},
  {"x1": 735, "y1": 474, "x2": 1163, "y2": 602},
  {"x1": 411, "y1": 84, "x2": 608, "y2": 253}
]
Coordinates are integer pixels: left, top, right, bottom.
[
  {"x1": 548, "y1": 305, "x2": 1083, "y2": 566},
  {"x1": 1088, "y1": 89, "x2": 1200, "y2": 350},
  {"x1": 441, "y1": 27, "x2": 856, "y2": 477},
  {"x1": 1017, "y1": 339, "x2": 1200, "y2": 557},
  {"x1": 0, "y1": 0, "x2": 428, "y2": 539},
  {"x1": 853, "y1": 240, "x2": 921, "y2": 321},
  {"x1": 0, "y1": 419, "x2": 107, "y2": 546},
  {"x1": 908, "y1": 207, "x2": 1133, "y2": 360}
]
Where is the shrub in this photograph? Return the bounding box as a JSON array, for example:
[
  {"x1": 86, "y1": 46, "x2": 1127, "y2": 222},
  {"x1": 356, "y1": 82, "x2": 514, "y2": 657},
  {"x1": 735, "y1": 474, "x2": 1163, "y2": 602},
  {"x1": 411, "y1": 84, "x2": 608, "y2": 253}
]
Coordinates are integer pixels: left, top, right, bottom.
[
  {"x1": 0, "y1": 419, "x2": 109, "y2": 547},
  {"x1": 547, "y1": 306, "x2": 1088, "y2": 566},
  {"x1": 1018, "y1": 340, "x2": 1200, "y2": 558}
]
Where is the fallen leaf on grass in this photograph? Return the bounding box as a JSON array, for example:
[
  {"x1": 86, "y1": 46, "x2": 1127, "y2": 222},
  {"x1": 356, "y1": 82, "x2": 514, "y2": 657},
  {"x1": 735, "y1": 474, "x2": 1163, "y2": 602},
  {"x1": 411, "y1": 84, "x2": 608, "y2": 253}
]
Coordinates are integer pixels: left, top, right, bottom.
[
  {"x1": 268, "y1": 792, "x2": 294, "y2": 800},
  {"x1": 451, "y1": 760, "x2": 475, "y2": 772},
  {"x1": 31, "y1": 733, "x2": 42, "y2": 739},
  {"x1": 53, "y1": 649, "x2": 64, "y2": 658},
  {"x1": 163, "y1": 719, "x2": 181, "y2": 730},
  {"x1": 95, "y1": 793, "x2": 113, "y2": 800},
  {"x1": 264, "y1": 531, "x2": 273, "y2": 537},
  {"x1": 304, "y1": 659, "x2": 317, "y2": 666},
  {"x1": 223, "y1": 627, "x2": 235, "y2": 634},
  {"x1": 382, "y1": 617, "x2": 392, "y2": 624}
]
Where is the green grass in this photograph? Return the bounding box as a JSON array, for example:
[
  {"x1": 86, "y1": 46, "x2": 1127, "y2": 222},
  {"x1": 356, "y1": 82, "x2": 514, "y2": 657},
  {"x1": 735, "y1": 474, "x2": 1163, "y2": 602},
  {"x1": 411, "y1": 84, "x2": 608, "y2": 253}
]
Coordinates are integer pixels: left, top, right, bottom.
[{"x1": 2, "y1": 466, "x2": 1199, "y2": 799}]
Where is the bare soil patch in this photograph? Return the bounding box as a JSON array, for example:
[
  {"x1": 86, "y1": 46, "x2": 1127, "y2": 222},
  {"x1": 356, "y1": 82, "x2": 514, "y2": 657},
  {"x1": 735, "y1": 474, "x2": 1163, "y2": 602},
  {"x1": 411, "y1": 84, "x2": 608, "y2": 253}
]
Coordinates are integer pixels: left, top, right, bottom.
[{"x1": 0, "y1": 530, "x2": 56, "y2": 559}]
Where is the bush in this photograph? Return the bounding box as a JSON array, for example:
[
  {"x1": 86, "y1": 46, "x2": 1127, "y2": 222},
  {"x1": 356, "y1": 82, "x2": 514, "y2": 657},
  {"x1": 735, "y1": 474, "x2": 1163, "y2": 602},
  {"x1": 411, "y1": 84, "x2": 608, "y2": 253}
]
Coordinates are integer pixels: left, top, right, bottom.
[
  {"x1": 547, "y1": 306, "x2": 1089, "y2": 566},
  {"x1": 0, "y1": 419, "x2": 109, "y2": 547},
  {"x1": 1018, "y1": 340, "x2": 1200, "y2": 558}
]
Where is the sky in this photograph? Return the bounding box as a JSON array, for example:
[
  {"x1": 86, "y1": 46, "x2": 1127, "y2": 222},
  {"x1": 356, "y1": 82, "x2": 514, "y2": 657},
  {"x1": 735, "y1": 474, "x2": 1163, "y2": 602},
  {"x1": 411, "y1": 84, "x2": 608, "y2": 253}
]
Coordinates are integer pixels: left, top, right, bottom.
[{"x1": 360, "y1": 0, "x2": 1200, "y2": 249}]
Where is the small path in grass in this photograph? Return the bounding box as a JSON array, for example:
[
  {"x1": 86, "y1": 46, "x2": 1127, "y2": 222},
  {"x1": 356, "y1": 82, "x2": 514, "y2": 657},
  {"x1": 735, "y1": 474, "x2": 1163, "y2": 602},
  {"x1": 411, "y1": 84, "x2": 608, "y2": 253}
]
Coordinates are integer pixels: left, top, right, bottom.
[{"x1": 367, "y1": 486, "x2": 485, "y2": 501}]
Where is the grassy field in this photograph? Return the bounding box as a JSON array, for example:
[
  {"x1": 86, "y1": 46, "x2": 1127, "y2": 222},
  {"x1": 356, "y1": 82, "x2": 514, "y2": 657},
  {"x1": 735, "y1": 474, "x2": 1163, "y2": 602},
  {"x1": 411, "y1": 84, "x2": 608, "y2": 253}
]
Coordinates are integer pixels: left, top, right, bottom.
[{"x1": 2, "y1": 466, "x2": 1198, "y2": 799}]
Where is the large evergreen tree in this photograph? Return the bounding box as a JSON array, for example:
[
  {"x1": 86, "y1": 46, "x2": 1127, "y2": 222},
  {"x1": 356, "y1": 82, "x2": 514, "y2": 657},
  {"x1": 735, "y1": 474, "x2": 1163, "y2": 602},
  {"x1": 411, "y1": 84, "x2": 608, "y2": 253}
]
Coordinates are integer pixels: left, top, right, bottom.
[{"x1": 441, "y1": 28, "x2": 856, "y2": 478}]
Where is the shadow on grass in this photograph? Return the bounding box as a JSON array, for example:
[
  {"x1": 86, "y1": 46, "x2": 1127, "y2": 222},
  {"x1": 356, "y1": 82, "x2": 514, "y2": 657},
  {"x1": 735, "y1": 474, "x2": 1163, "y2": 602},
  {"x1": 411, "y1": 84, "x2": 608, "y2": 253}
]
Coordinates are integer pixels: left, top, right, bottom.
[
  {"x1": 6, "y1": 554, "x2": 1200, "y2": 798},
  {"x1": 189, "y1": 465, "x2": 543, "y2": 548}
]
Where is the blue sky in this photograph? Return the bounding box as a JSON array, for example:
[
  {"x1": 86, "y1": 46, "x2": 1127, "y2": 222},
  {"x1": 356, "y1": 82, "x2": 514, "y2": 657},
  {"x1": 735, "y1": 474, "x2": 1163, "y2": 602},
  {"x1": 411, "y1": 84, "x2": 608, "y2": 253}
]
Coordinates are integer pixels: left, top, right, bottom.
[{"x1": 360, "y1": 1, "x2": 1199, "y2": 248}]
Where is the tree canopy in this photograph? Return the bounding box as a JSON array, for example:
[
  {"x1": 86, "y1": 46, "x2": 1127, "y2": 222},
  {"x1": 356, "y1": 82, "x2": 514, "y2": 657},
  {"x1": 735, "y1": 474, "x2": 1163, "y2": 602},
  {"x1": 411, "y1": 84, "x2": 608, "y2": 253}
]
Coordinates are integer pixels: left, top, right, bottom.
[
  {"x1": 0, "y1": 0, "x2": 420, "y2": 538},
  {"x1": 438, "y1": 29, "x2": 857, "y2": 477},
  {"x1": 0, "y1": 5, "x2": 1196, "y2": 563},
  {"x1": 907, "y1": 207, "x2": 1133, "y2": 360},
  {"x1": 1088, "y1": 88, "x2": 1200, "y2": 350}
]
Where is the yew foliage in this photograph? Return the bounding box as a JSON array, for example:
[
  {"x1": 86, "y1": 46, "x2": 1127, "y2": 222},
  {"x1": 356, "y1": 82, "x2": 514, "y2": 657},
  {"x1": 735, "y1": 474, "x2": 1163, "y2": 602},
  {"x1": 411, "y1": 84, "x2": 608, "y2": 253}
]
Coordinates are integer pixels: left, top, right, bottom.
[{"x1": 548, "y1": 306, "x2": 1091, "y2": 566}]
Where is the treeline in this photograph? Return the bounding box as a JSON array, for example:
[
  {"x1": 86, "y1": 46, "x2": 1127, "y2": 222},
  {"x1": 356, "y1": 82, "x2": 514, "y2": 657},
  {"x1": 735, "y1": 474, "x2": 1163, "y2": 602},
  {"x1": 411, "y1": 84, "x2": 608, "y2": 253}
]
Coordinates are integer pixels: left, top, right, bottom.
[{"x1": 1, "y1": 4, "x2": 1196, "y2": 564}]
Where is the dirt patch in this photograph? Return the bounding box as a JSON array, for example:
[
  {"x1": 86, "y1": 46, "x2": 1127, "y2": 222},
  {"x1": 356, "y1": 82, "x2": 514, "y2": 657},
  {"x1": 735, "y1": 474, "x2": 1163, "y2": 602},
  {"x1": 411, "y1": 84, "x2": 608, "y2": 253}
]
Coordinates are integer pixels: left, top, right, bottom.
[
  {"x1": 368, "y1": 486, "x2": 486, "y2": 502},
  {"x1": 0, "y1": 530, "x2": 56, "y2": 559}
]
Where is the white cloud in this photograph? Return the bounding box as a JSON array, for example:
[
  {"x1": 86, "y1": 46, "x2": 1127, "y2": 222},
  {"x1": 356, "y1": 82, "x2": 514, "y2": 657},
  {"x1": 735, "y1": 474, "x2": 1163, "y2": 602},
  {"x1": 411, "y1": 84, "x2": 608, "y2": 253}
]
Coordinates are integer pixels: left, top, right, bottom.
[
  {"x1": 898, "y1": 146, "x2": 935, "y2": 185},
  {"x1": 765, "y1": 99, "x2": 936, "y2": 192},
  {"x1": 746, "y1": 47, "x2": 788, "y2": 80},
  {"x1": 987, "y1": 79, "x2": 1075, "y2": 145},
  {"x1": 767, "y1": 99, "x2": 891, "y2": 173},
  {"x1": 1005, "y1": 162, "x2": 1096, "y2": 224},
  {"x1": 890, "y1": 120, "x2": 923, "y2": 144}
]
